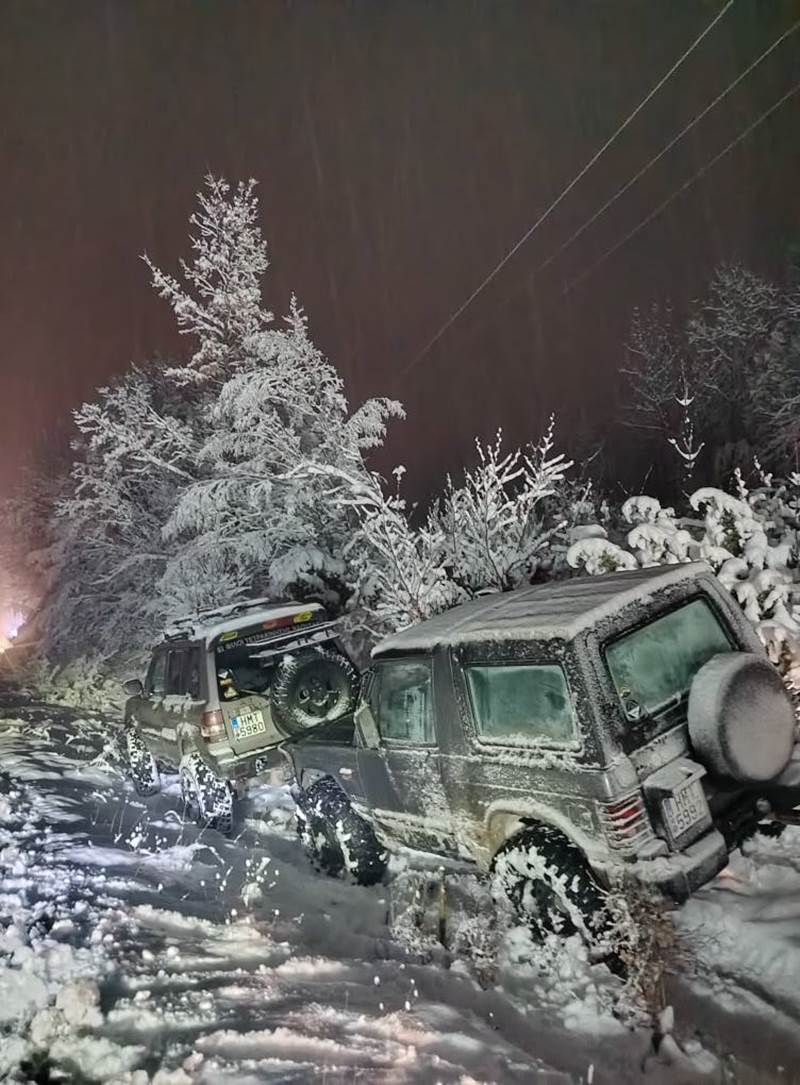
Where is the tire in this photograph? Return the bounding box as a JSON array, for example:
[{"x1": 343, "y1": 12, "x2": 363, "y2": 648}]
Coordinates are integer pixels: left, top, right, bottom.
[
  {"x1": 124, "y1": 726, "x2": 160, "y2": 797},
  {"x1": 688, "y1": 652, "x2": 795, "y2": 782},
  {"x1": 296, "y1": 777, "x2": 387, "y2": 886},
  {"x1": 179, "y1": 753, "x2": 234, "y2": 835},
  {"x1": 270, "y1": 648, "x2": 359, "y2": 736},
  {"x1": 492, "y1": 824, "x2": 607, "y2": 942}
]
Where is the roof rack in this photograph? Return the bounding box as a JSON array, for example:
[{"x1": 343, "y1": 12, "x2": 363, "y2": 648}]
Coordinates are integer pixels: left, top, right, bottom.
[
  {"x1": 162, "y1": 597, "x2": 326, "y2": 643},
  {"x1": 168, "y1": 596, "x2": 277, "y2": 632}
]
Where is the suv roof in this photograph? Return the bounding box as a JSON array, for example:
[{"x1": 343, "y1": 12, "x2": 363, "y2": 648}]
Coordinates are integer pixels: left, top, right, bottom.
[
  {"x1": 373, "y1": 562, "x2": 711, "y2": 656},
  {"x1": 163, "y1": 600, "x2": 326, "y2": 646}
]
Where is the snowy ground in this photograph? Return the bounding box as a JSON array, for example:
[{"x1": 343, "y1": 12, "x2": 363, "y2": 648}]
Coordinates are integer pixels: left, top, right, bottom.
[{"x1": 1, "y1": 698, "x2": 799, "y2": 1084}]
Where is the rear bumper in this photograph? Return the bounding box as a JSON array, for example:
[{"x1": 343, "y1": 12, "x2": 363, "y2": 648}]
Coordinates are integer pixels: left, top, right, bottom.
[
  {"x1": 205, "y1": 741, "x2": 286, "y2": 785},
  {"x1": 595, "y1": 827, "x2": 729, "y2": 902}
]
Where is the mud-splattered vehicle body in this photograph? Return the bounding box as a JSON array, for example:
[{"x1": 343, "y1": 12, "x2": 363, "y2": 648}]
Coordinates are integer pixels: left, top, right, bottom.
[{"x1": 287, "y1": 564, "x2": 800, "y2": 926}]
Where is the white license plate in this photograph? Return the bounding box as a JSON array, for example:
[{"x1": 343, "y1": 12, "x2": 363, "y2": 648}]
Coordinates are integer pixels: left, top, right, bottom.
[
  {"x1": 663, "y1": 779, "x2": 707, "y2": 840},
  {"x1": 231, "y1": 710, "x2": 266, "y2": 740}
]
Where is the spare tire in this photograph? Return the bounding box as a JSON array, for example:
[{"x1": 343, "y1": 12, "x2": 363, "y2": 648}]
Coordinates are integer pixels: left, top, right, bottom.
[
  {"x1": 688, "y1": 652, "x2": 795, "y2": 782},
  {"x1": 270, "y1": 647, "x2": 359, "y2": 736}
]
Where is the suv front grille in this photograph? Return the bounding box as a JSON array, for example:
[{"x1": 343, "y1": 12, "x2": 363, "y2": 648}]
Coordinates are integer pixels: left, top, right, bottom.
[{"x1": 599, "y1": 792, "x2": 655, "y2": 857}]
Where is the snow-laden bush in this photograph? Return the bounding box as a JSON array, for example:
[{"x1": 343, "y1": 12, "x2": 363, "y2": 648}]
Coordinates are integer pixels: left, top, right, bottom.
[
  {"x1": 433, "y1": 419, "x2": 571, "y2": 593},
  {"x1": 567, "y1": 472, "x2": 800, "y2": 684},
  {"x1": 20, "y1": 656, "x2": 127, "y2": 714},
  {"x1": 312, "y1": 421, "x2": 586, "y2": 639}
]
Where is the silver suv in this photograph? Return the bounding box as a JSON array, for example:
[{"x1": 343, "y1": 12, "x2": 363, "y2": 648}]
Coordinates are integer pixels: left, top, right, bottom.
[
  {"x1": 288, "y1": 563, "x2": 800, "y2": 936},
  {"x1": 122, "y1": 599, "x2": 358, "y2": 832}
]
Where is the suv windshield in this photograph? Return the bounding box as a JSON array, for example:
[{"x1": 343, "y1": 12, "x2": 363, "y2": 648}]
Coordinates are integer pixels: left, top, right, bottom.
[{"x1": 606, "y1": 597, "x2": 731, "y2": 717}]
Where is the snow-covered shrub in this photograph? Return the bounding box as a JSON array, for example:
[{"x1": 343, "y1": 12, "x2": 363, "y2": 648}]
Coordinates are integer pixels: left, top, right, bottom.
[
  {"x1": 566, "y1": 537, "x2": 638, "y2": 575},
  {"x1": 20, "y1": 656, "x2": 127, "y2": 714},
  {"x1": 621, "y1": 264, "x2": 800, "y2": 487},
  {"x1": 433, "y1": 419, "x2": 571, "y2": 593},
  {"x1": 304, "y1": 463, "x2": 464, "y2": 638},
  {"x1": 568, "y1": 472, "x2": 800, "y2": 682},
  {"x1": 313, "y1": 420, "x2": 577, "y2": 638}
]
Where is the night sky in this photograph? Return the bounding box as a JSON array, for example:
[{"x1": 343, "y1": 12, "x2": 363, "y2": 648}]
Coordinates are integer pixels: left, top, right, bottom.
[{"x1": 1, "y1": 0, "x2": 798, "y2": 502}]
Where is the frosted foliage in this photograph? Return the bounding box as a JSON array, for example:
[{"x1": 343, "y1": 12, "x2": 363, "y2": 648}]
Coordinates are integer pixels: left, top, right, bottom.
[
  {"x1": 566, "y1": 537, "x2": 638, "y2": 575},
  {"x1": 143, "y1": 176, "x2": 273, "y2": 384},
  {"x1": 162, "y1": 297, "x2": 403, "y2": 615},
  {"x1": 44, "y1": 368, "x2": 196, "y2": 658},
  {"x1": 621, "y1": 265, "x2": 800, "y2": 484},
  {"x1": 312, "y1": 420, "x2": 577, "y2": 638},
  {"x1": 23, "y1": 175, "x2": 405, "y2": 659},
  {"x1": 570, "y1": 473, "x2": 800, "y2": 692},
  {"x1": 434, "y1": 420, "x2": 571, "y2": 592},
  {"x1": 309, "y1": 464, "x2": 463, "y2": 636}
]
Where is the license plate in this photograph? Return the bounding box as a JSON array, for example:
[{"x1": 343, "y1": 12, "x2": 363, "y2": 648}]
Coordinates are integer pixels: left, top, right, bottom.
[
  {"x1": 663, "y1": 779, "x2": 707, "y2": 840},
  {"x1": 231, "y1": 710, "x2": 266, "y2": 740}
]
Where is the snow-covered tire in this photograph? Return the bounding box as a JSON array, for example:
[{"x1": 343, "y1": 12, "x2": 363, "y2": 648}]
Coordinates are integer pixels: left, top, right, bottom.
[
  {"x1": 271, "y1": 648, "x2": 359, "y2": 736},
  {"x1": 688, "y1": 652, "x2": 796, "y2": 782},
  {"x1": 296, "y1": 777, "x2": 387, "y2": 886},
  {"x1": 179, "y1": 754, "x2": 234, "y2": 835},
  {"x1": 492, "y1": 825, "x2": 607, "y2": 942},
  {"x1": 124, "y1": 726, "x2": 160, "y2": 797}
]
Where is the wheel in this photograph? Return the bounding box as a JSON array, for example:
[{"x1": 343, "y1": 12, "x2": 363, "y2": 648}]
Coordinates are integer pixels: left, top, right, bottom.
[
  {"x1": 270, "y1": 648, "x2": 359, "y2": 736},
  {"x1": 124, "y1": 726, "x2": 160, "y2": 797},
  {"x1": 296, "y1": 777, "x2": 387, "y2": 886},
  {"x1": 492, "y1": 824, "x2": 607, "y2": 942},
  {"x1": 179, "y1": 753, "x2": 234, "y2": 835}
]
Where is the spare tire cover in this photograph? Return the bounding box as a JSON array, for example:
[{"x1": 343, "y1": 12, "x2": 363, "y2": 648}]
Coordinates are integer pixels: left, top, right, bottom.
[{"x1": 688, "y1": 652, "x2": 796, "y2": 782}]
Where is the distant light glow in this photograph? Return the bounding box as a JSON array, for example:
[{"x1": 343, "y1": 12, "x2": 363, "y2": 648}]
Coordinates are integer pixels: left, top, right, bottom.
[{"x1": 1, "y1": 608, "x2": 25, "y2": 640}]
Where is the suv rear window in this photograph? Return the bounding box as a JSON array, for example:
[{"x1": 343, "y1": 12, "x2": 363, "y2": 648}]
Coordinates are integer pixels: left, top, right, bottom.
[
  {"x1": 605, "y1": 596, "x2": 731, "y2": 717},
  {"x1": 465, "y1": 663, "x2": 575, "y2": 745}
]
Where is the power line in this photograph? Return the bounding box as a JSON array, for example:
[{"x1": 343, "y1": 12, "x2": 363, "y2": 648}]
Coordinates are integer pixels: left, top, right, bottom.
[
  {"x1": 563, "y1": 78, "x2": 800, "y2": 297},
  {"x1": 395, "y1": 0, "x2": 735, "y2": 384},
  {"x1": 531, "y1": 17, "x2": 800, "y2": 282},
  {"x1": 409, "y1": 14, "x2": 800, "y2": 359}
]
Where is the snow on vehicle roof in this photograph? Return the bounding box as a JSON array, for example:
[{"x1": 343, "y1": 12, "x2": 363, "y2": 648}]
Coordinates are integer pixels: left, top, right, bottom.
[
  {"x1": 373, "y1": 562, "x2": 713, "y2": 656},
  {"x1": 164, "y1": 601, "x2": 325, "y2": 645}
]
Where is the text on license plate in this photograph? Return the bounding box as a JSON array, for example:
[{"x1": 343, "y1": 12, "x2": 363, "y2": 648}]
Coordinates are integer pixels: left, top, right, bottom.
[
  {"x1": 663, "y1": 779, "x2": 707, "y2": 839},
  {"x1": 231, "y1": 710, "x2": 266, "y2": 739}
]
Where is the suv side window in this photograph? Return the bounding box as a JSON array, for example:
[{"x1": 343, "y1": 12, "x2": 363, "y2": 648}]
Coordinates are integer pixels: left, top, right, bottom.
[
  {"x1": 373, "y1": 659, "x2": 435, "y2": 744},
  {"x1": 166, "y1": 649, "x2": 188, "y2": 696},
  {"x1": 146, "y1": 650, "x2": 168, "y2": 696},
  {"x1": 465, "y1": 662, "x2": 575, "y2": 745},
  {"x1": 185, "y1": 648, "x2": 202, "y2": 700}
]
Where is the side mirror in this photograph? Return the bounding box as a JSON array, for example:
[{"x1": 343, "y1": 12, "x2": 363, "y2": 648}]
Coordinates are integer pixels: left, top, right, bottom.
[{"x1": 124, "y1": 678, "x2": 144, "y2": 698}]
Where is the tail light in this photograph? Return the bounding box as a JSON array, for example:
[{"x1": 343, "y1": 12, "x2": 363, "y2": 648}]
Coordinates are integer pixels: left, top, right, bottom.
[
  {"x1": 201, "y1": 710, "x2": 226, "y2": 742},
  {"x1": 599, "y1": 792, "x2": 653, "y2": 856}
]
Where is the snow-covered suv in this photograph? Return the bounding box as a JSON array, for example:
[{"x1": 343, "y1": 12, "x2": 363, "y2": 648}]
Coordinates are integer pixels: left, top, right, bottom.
[
  {"x1": 122, "y1": 599, "x2": 358, "y2": 833},
  {"x1": 287, "y1": 563, "x2": 800, "y2": 935}
]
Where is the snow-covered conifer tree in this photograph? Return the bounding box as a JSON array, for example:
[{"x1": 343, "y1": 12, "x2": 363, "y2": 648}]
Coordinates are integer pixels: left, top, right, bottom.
[{"x1": 143, "y1": 176, "x2": 272, "y2": 385}]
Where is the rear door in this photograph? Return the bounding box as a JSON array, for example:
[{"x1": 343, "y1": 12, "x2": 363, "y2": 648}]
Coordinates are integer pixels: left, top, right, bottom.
[
  {"x1": 159, "y1": 644, "x2": 206, "y2": 765},
  {"x1": 134, "y1": 648, "x2": 169, "y2": 756},
  {"x1": 356, "y1": 656, "x2": 458, "y2": 855}
]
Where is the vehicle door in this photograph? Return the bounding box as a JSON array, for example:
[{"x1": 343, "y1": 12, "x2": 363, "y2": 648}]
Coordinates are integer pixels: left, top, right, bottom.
[
  {"x1": 354, "y1": 656, "x2": 459, "y2": 856},
  {"x1": 159, "y1": 644, "x2": 205, "y2": 766},
  {"x1": 133, "y1": 648, "x2": 169, "y2": 758}
]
